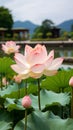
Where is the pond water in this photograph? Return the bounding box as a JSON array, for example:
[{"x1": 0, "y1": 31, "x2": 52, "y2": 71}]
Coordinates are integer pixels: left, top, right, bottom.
[
  {"x1": 47, "y1": 47, "x2": 73, "y2": 58},
  {"x1": 47, "y1": 47, "x2": 73, "y2": 69}
]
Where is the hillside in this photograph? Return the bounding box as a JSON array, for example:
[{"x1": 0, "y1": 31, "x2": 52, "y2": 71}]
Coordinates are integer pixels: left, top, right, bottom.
[{"x1": 57, "y1": 19, "x2": 73, "y2": 32}]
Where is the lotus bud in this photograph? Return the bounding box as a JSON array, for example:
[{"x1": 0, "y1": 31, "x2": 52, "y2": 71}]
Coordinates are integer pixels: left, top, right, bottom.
[
  {"x1": 22, "y1": 95, "x2": 32, "y2": 108},
  {"x1": 13, "y1": 75, "x2": 22, "y2": 83},
  {"x1": 69, "y1": 76, "x2": 73, "y2": 87},
  {"x1": 2, "y1": 77, "x2": 9, "y2": 86}
]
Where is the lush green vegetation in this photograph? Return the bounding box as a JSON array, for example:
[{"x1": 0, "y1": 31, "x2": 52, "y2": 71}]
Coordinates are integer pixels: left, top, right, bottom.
[
  {"x1": 0, "y1": 58, "x2": 73, "y2": 129},
  {"x1": 0, "y1": 6, "x2": 13, "y2": 30},
  {"x1": 0, "y1": 49, "x2": 73, "y2": 130}
]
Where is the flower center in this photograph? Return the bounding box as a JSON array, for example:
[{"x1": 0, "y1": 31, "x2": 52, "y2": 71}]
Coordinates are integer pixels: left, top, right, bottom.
[{"x1": 8, "y1": 47, "x2": 14, "y2": 53}]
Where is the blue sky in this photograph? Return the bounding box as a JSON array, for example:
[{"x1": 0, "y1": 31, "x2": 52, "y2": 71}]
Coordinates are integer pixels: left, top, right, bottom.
[{"x1": 0, "y1": 0, "x2": 73, "y2": 25}]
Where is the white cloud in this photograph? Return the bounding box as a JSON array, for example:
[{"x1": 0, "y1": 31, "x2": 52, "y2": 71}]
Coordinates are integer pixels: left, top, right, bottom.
[{"x1": 0, "y1": 0, "x2": 73, "y2": 25}]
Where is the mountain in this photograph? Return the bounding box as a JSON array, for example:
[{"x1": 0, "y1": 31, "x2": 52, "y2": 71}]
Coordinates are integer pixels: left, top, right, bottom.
[
  {"x1": 13, "y1": 20, "x2": 39, "y2": 35},
  {"x1": 57, "y1": 19, "x2": 73, "y2": 32}
]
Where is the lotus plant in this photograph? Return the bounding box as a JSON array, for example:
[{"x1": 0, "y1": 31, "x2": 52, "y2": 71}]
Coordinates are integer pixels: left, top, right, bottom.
[
  {"x1": 22, "y1": 95, "x2": 32, "y2": 130},
  {"x1": 11, "y1": 44, "x2": 64, "y2": 130},
  {"x1": 11, "y1": 44, "x2": 63, "y2": 109},
  {"x1": 2, "y1": 41, "x2": 20, "y2": 55},
  {"x1": 69, "y1": 76, "x2": 73, "y2": 118},
  {"x1": 11, "y1": 44, "x2": 64, "y2": 108}
]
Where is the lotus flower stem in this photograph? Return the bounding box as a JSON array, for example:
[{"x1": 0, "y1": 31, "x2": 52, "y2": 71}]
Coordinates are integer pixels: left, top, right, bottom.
[
  {"x1": 25, "y1": 79, "x2": 27, "y2": 94},
  {"x1": 1, "y1": 74, "x2": 3, "y2": 90},
  {"x1": 18, "y1": 85, "x2": 20, "y2": 99},
  {"x1": 71, "y1": 88, "x2": 73, "y2": 118},
  {"x1": 37, "y1": 79, "x2": 41, "y2": 110},
  {"x1": 24, "y1": 79, "x2": 28, "y2": 130},
  {"x1": 24, "y1": 108, "x2": 27, "y2": 130}
]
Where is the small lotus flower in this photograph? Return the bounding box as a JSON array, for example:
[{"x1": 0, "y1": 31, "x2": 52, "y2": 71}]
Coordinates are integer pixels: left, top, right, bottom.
[
  {"x1": 2, "y1": 41, "x2": 20, "y2": 54},
  {"x1": 11, "y1": 44, "x2": 63, "y2": 79},
  {"x1": 2, "y1": 77, "x2": 9, "y2": 86},
  {"x1": 13, "y1": 74, "x2": 22, "y2": 83},
  {"x1": 69, "y1": 76, "x2": 73, "y2": 87},
  {"x1": 22, "y1": 95, "x2": 32, "y2": 108}
]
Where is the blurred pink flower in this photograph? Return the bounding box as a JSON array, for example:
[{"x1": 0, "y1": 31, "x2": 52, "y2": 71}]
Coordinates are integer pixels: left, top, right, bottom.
[
  {"x1": 13, "y1": 74, "x2": 22, "y2": 83},
  {"x1": 2, "y1": 41, "x2": 20, "y2": 54},
  {"x1": 22, "y1": 95, "x2": 32, "y2": 108},
  {"x1": 2, "y1": 77, "x2": 9, "y2": 86},
  {"x1": 69, "y1": 76, "x2": 73, "y2": 87},
  {"x1": 11, "y1": 44, "x2": 63, "y2": 79}
]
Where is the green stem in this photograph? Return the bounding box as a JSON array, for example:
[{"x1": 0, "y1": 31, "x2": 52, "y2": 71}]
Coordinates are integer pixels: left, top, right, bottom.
[
  {"x1": 71, "y1": 88, "x2": 73, "y2": 118},
  {"x1": 24, "y1": 108, "x2": 27, "y2": 130},
  {"x1": 37, "y1": 79, "x2": 41, "y2": 110},
  {"x1": 1, "y1": 74, "x2": 3, "y2": 90},
  {"x1": 18, "y1": 84, "x2": 20, "y2": 99},
  {"x1": 25, "y1": 79, "x2": 27, "y2": 95},
  {"x1": 24, "y1": 79, "x2": 28, "y2": 130}
]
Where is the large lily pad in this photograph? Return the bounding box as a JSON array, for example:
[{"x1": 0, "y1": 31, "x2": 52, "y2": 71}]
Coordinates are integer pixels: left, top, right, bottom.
[
  {"x1": 0, "y1": 57, "x2": 15, "y2": 74},
  {"x1": 14, "y1": 111, "x2": 73, "y2": 130},
  {"x1": 0, "y1": 110, "x2": 13, "y2": 130},
  {"x1": 30, "y1": 89, "x2": 70, "y2": 110},
  {"x1": 41, "y1": 69, "x2": 73, "y2": 92}
]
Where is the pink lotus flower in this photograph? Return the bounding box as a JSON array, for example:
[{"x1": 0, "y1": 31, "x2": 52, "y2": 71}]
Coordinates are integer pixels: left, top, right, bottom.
[
  {"x1": 69, "y1": 76, "x2": 73, "y2": 87},
  {"x1": 22, "y1": 95, "x2": 32, "y2": 108},
  {"x1": 2, "y1": 41, "x2": 20, "y2": 54},
  {"x1": 11, "y1": 44, "x2": 63, "y2": 79}
]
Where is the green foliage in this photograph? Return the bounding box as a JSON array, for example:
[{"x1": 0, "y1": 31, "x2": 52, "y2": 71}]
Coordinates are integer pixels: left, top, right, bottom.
[
  {"x1": 0, "y1": 57, "x2": 15, "y2": 74},
  {"x1": 70, "y1": 24, "x2": 73, "y2": 32},
  {"x1": 30, "y1": 89, "x2": 70, "y2": 110},
  {"x1": 60, "y1": 31, "x2": 69, "y2": 39},
  {"x1": 14, "y1": 111, "x2": 73, "y2": 130},
  {"x1": 41, "y1": 69, "x2": 73, "y2": 92},
  {"x1": 0, "y1": 54, "x2": 73, "y2": 130},
  {"x1": 32, "y1": 19, "x2": 54, "y2": 39},
  {"x1": 0, "y1": 6, "x2": 13, "y2": 29},
  {"x1": 0, "y1": 110, "x2": 13, "y2": 130}
]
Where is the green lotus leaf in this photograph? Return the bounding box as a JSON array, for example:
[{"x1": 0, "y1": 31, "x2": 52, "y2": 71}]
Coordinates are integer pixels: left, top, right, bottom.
[
  {"x1": 46, "y1": 111, "x2": 73, "y2": 130},
  {"x1": 4, "y1": 98, "x2": 24, "y2": 111},
  {"x1": 0, "y1": 57, "x2": 15, "y2": 75},
  {"x1": 14, "y1": 111, "x2": 50, "y2": 130},
  {"x1": 0, "y1": 82, "x2": 38, "y2": 99},
  {"x1": 0, "y1": 110, "x2": 13, "y2": 130},
  {"x1": 41, "y1": 69, "x2": 73, "y2": 92},
  {"x1": 0, "y1": 83, "x2": 19, "y2": 98},
  {"x1": 0, "y1": 121, "x2": 12, "y2": 130},
  {"x1": 14, "y1": 111, "x2": 73, "y2": 130},
  {"x1": 30, "y1": 89, "x2": 70, "y2": 110}
]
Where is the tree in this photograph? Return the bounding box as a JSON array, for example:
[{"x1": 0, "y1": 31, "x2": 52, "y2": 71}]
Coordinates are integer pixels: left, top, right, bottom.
[
  {"x1": 32, "y1": 19, "x2": 54, "y2": 39},
  {"x1": 0, "y1": 6, "x2": 13, "y2": 30},
  {"x1": 71, "y1": 24, "x2": 73, "y2": 32},
  {"x1": 42, "y1": 19, "x2": 54, "y2": 29},
  {"x1": 41, "y1": 19, "x2": 54, "y2": 38}
]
